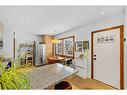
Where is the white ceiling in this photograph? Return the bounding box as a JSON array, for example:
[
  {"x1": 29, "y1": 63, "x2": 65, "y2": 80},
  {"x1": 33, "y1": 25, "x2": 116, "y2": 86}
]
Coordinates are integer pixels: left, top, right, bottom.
[{"x1": 0, "y1": 6, "x2": 124, "y2": 35}]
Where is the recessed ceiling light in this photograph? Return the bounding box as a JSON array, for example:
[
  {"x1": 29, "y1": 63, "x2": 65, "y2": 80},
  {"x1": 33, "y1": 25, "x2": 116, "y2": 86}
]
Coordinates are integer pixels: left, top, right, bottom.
[
  {"x1": 24, "y1": 18, "x2": 29, "y2": 22},
  {"x1": 23, "y1": 26, "x2": 26, "y2": 30},
  {"x1": 102, "y1": 11, "x2": 105, "y2": 15}
]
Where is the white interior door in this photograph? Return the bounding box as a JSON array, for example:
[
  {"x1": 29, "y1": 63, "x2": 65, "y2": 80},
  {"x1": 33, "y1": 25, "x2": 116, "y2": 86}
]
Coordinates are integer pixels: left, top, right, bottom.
[{"x1": 93, "y1": 28, "x2": 120, "y2": 89}]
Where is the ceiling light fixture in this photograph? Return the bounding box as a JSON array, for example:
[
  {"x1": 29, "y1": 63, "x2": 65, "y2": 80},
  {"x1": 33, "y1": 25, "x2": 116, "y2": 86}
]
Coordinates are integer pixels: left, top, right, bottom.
[
  {"x1": 54, "y1": 30, "x2": 57, "y2": 32},
  {"x1": 52, "y1": 39, "x2": 60, "y2": 44},
  {"x1": 102, "y1": 11, "x2": 105, "y2": 15},
  {"x1": 52, "y1": 30, "x2": 60, "y2": 44},
  {"x1": 24, "y1": 18, "x2": 29, "y2": 22}
]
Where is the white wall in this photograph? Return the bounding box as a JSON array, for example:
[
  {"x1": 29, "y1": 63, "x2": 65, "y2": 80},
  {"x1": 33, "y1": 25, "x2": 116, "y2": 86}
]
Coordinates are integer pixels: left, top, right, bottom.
[
  {"x1": 0, "y1": 27, "x2": 13, "y2": 58},
  {"x1": 0, "y1": 26, "x2": 42, "y2": 58},
  {"x1": 124, "y1": 7, "x2": 127, "y2": 89},
  {"x1": 15, "y1": 32, "x2": 41, "y2": 43},
  {"x1": 55, "y1": 13, "x2": 125, "y2": 86}
]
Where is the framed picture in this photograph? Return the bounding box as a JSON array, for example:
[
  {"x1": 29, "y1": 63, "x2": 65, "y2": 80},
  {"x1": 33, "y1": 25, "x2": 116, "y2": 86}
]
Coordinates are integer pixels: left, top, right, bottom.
[
  {"x1": 55, "y1": 40, "x2": 63, "y2": 55},
  {"x1": 83, "y1": 41, "x2": 89, "y2": 51},
  {"x1": 75, "y1": 41, "x2": 82, "y2": 51},
  {"x1": 63, "y1": 37, "x2": 74, "y2": 57},
  {"x1": 96, "y1": 35, "x2": 115, "y2": 44},
  {"x1": 0, "y1": 39, "x2": 3, "y2": 49}
]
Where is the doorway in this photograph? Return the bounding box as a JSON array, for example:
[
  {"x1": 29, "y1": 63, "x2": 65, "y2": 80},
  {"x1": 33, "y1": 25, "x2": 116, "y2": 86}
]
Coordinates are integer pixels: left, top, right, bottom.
[{"x1": 91, "y1": 25, "x2": 124, "y2": 89}]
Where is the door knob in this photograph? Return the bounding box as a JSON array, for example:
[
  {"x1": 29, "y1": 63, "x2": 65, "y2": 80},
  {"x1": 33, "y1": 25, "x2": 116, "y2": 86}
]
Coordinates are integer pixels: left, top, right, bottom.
[{"x1": 94, "y1": 58, "x2": 96, "y2": 60}]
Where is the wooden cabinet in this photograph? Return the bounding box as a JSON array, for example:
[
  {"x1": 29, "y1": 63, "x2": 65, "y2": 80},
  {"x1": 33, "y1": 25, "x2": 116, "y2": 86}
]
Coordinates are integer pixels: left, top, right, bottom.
[
  {"x1": 42, "y1": 35, "x2": 46, "y2": 44},
  {"x1": 42, "y1": 35, "x2": 54, "y2": 63}
]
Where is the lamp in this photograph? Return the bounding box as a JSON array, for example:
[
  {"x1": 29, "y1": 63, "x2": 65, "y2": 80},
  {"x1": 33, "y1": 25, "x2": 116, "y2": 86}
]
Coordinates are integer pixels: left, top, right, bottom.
[
  {"x1": 52, "y1": 39, "x2": 60, "y2": 56},
  {"x1": 52, "y1": 30, "x2": 60, "y2": 44},
  {"x1": 52, "y1": 39, "x2": 60, "y2": 44}
]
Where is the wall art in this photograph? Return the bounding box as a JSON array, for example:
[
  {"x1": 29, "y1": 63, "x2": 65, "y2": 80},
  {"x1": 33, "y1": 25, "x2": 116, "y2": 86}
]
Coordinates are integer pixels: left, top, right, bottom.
[
  {"x1": 63, "y1": 37, "x2": 74, "y2": 57},
  {"x1": 55, "y1": 40, "x2": 63, "y2": 55},
  {"x1": 75, "y1": 41, "x2": 82, "y2": 52}
]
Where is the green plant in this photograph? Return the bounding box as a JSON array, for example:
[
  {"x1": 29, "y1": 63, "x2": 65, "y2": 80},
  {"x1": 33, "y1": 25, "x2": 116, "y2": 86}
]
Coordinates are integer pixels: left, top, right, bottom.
[
  {"x1": 79, "y1": 49, "x2": 89, "y2": 64},
  {"x1": 0, "y1": 55, "x2": 30, "y2": 89},
  {"x1": 83, "y1": 49, "x2": 89, "y2": 61}
]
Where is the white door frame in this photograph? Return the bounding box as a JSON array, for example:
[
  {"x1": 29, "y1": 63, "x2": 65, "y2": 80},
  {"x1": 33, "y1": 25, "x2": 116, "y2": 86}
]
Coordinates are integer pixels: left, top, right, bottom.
[{"x1": 91, "y1": 25, "x2": 124, "y2": 89}]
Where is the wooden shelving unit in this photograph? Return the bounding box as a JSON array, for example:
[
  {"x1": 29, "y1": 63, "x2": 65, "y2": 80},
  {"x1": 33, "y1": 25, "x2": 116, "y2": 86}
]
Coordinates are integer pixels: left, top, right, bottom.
[
  {"x1": 26, "y1": 51, "x2": 34, "y2": 67},
  {"x1": 17, "y1": 42, "x2": 35, "y2": 67}
]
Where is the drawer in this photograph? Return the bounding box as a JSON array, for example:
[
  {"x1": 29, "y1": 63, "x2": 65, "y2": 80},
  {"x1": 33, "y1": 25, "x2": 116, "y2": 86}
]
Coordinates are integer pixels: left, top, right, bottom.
[{"x1": 76, "y1": 66, "x2": 87, "y2": 79}]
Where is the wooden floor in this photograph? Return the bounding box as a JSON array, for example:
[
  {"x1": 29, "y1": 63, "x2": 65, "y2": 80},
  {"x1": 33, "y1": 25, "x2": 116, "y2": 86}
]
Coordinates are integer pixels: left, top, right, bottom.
[{"x1": 64, "y1": 75, "x2": 116, "y2": 90}]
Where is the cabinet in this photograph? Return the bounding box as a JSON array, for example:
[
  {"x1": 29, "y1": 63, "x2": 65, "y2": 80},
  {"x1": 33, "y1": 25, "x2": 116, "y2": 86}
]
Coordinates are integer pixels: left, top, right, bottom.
[
  {"x1": 42, "y1": 35, "x2": 54, "y2": 63},
  {"x1": 17, "y1": 43, "x2": 34, "y2": 67},
  {"x1": 73, "y1": 59, "x2": 87, "y2": 79},
  {"x1": 26, "y1": 55, "x2": 33, "y2": 67}
]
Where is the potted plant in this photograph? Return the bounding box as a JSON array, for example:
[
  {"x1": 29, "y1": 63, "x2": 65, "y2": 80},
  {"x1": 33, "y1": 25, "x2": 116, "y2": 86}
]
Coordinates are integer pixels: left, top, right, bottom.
[
  {"x1": 79, "y1": 49, "x2": 88, "y2": 59},
  {"x1": 0, "y1": 55, "x2": 30, "y2": 89}
]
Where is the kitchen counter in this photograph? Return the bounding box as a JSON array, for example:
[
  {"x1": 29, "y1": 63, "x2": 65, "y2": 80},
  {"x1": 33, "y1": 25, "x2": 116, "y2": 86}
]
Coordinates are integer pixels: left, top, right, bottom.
[{"x1": 26, "y1": 63, "x2": 78, "y2": 89}]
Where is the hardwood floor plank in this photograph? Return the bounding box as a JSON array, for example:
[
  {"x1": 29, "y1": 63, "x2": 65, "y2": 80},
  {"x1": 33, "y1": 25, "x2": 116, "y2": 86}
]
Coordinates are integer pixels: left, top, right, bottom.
[{"x1": 65, "y1": 75, "x2": 116, "y2": 90}]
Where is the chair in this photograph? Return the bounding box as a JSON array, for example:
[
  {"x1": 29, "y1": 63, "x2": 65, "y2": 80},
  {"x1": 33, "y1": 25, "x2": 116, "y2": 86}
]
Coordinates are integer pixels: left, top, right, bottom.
[
  {"x1": 5, "y1": 61, "x2": 12, "y2": 70},
  {"x1": 66, "y1": 59, "x2": 72, "y2": 66},
  {"x1": 54, "y1": 81, "x2": 72, "y2": 90}
]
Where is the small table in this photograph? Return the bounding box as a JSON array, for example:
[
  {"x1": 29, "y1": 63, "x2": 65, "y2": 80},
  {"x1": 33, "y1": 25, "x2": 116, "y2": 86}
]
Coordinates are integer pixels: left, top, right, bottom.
[{"x1": 48, "y1": 56, "x2": 65, "y2": 64}]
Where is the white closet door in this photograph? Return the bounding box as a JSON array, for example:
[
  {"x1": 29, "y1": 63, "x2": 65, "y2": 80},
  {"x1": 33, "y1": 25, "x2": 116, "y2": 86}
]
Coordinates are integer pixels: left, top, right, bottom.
[{"x1": 93, "y1": 29, "x2": 120, "y2": 89}]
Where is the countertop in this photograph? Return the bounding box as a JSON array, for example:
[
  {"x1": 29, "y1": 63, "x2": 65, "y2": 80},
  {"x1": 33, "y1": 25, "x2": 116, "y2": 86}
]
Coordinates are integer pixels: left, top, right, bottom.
[{"x1": 26, "y1": 63, "x2": 78, "y2": 89}]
